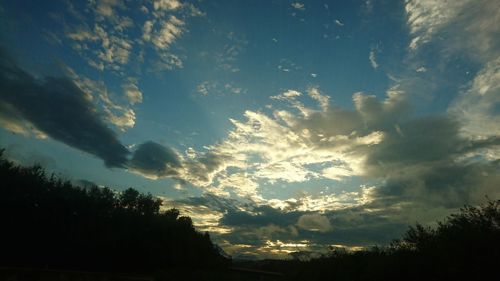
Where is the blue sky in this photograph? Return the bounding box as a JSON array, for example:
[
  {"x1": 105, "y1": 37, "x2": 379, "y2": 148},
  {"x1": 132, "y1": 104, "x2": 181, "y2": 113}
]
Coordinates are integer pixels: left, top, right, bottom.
[{"x1": 1, "y1": 0, "x2": 499, "y2": 259}]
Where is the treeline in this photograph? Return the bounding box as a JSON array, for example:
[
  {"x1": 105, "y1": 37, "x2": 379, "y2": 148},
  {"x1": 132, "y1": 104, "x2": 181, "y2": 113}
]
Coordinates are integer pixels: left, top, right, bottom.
[
  {"x1": 0, "y1": 151, "x2": 228, "y2": 273},
  {"x1": 249, "y1": 199, "x2": 500, "y2": 280}
]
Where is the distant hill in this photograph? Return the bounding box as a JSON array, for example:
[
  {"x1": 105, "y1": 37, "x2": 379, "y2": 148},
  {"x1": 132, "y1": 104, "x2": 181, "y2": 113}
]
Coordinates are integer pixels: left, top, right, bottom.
[{"x1": 0, "y1": 150, "x2": 228, "y2": 273}]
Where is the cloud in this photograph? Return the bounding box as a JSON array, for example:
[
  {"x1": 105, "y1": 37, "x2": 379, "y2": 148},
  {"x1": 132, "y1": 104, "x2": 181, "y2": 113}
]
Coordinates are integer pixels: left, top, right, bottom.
[
  {"x1": 278, "y1": 58, "x2": 300, "y2": 73},
  {"x1": 196, "y1": 81, "x2": 246, "y2": 96},
  {"x1": 122, "y1": 79, "x2": 143, "y2": 105},
  {"x1": 296, "y1": 214, "x2": 332, "y2": 232},
  {"x1": 142, "y1": 20, "x2": 154, "y2": 41},
  {"x1": 405, "y1": 0, "x2": 471, "y2": 50},
  {"x1": 64, "y1": 0, "x2": 203, "y2": 73},
  {"x1": 186, "y1": 192, "x2": 400, "y2": 258},
  {"x1": 308, "y1": 87, "x2": 329, "y2": 112},
  {"x1": 67, "y1": 23, "x2": 133, "y2": 71},
  {"x1": 147, "y1": 88, "x2": 404, "y2": 193},
  {"x1": 0, "y1": 48, "x2": 129, "y2": 167},
  {"x1": 369, "y1": 49, "x2": 378, "y2": 69},
  {"x1": 361, "y1": 114, "x2": 500, "y2": 207},
  {"x1": 153, "y1": 0, "x2": 182, "y2": 11},
  {"x1": 150, "y1": 16, "x2": 184, "y2": 49},
  {"x1": 213, "y1": 32, "x2": 247, "y2": 73},
  {"x1": 95, "y1": 0, "x2": 123, "y2": 18},
  {"x1": 405, "y1": 0, "x2": 500, "y2": 62},
  {"x1": 449, "y1": 56, "x2": 500, "y2": 141},
  {"x1": 291, "y1": 3, "x2": 305, "y2": 11},
  {"x1": 59, "y1": 65, "x2": 139, "y2": 131},
  {"x1": 129, "y1": 141, "x2": 182, "y2": 179}
]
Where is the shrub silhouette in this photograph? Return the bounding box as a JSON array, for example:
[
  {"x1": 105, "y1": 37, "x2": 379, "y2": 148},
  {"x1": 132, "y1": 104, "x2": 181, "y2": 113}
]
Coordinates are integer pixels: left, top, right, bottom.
[
  {"x1": 0, "y1": 150, "x2": 227, "y2": 273},
  {"x1": 279, "y1": 199, "x2": 500, "y2": 281}
]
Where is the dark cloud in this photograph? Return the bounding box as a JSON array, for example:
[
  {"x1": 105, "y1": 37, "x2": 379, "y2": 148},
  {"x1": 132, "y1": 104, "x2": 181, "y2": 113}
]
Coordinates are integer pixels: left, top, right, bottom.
[
  {"x1": 0, "y1": 48, "x2": 187, "y2": 175},
  {"x1": 215, "y1": 201, "x2": 409, "y2": 254},
  {"x1": 175, "y1": 193, "x2": 240, "y2": 213},
  {"x1": 0, "y1": 48, "x2": 129, "y2": 167},
  {"x1": 362, "y1": 115, "x2": 500, "y2": 207},
  {"x1": 221, "y1": 205, "x2": 299, "y2": 227},
  {"x1": 129, "y1": 141, "x2": 182, "y2": 177}
]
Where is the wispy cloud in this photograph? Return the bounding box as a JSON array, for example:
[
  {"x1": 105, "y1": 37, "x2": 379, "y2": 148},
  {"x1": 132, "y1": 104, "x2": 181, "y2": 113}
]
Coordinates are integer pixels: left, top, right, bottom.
[
  {"x1": 369, "y1": 49, "x2": 378, "y2": 69},
  {"x1": 291, "y1": 2, "x2": 305, "y2": 11}
]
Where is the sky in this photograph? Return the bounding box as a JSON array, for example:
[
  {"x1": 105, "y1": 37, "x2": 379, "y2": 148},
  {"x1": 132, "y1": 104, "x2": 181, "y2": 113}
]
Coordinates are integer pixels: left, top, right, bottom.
[{"x1": 0, "y1": 0, "x2": 499, "y2": 259}]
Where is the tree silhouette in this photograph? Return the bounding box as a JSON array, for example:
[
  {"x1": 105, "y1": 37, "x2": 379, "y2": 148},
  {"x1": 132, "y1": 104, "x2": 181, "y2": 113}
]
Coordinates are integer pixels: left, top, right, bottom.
[{"x1": 0, "y1": 150, "x2": 228, "y2": 274}]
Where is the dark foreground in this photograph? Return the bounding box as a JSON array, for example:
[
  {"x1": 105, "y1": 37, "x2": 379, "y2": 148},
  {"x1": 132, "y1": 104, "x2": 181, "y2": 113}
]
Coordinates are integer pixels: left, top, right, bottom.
[
  {"x1": 0, "y1": 267, "x2": 284, "y2": 281},
  {"x1": 1, "y1": 152, "x2": 499, "y2": 281}
]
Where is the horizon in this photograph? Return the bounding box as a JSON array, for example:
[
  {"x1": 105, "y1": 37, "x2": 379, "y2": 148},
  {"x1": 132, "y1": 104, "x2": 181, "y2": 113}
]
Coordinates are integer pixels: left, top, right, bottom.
[{"x1": 0, "y1": 0, "x2": 499, "y2": 259}]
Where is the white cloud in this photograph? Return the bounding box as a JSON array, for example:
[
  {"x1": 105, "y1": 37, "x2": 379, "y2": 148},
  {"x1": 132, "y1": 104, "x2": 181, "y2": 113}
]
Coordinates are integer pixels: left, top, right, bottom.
[
  {"x1": 122, "y1": 79, "x2": 143, "y2": 105},
  {"x1": 405, "y1": 0, "x2": 471, "y2": 50},
  {"x1": 416, "y1": 66, "x2": 427, "y2": 72},
  {"x1": 268, "y1": 186, "x2": 377, "y2": 212},
  {"x1": 151, "y1": 16, "x2": 184, "y2": 49},
  {"x1": 67, "y1": 28, "x2": 98, "y2": 41},
  {"x1": 156, "y1": 53, "x2": 183, "y2": 70},
  {"x1": 65, "y1": 0, "x2": 203, "y2": 73},
  {"x1": 95, "y1": 0, "x2": 122, "y2": 18},
  {"x1": 369, "y1": 49, "x2": 378, "y2": 69},
  {"x1": 308, "y1": 87, "x2": 329, "y2": 111},
  {"x1": 291, "y1": 2, "x2": 305, "y2": 11},
  {"x1": 196, "y1": 81, "x2": 246, "y2": 96},
  {"x1": 197, "y1": 81, "x2": 214, "y2": 96},
  {"x1": 161, "y1": 89, "x2": 403, "y2": 195},
  {"x1": 67, "y1": 22, "x2": 134, "y2": 71},
  {"x1": 449, "y1": 56, "x2": 500, "y2": 140},
  {"x1": 61, "y1": 65, "x2": 139, "y2": 131},
  {"x1": 142, "y1": 20, "x2": 154, "y2": 41},
  {"x1": 153, "y1": 0, "x2": 182, "y2": 11},
  {"x1": 405, "y1": 0, "x2": 500, "y2": 61},
  {"x1": 165, "y1": 198, "x2": 232, "y2": 234}
]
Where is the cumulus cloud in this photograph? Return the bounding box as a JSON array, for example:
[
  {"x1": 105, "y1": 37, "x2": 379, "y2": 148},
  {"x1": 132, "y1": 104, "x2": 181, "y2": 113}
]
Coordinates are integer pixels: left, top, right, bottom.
[
  {"x1": 129, "y1": 141, "x2": 182, "y2": 179},
  {"x1": 93, "y1": 77, "x2": 498, "y2": 218}
]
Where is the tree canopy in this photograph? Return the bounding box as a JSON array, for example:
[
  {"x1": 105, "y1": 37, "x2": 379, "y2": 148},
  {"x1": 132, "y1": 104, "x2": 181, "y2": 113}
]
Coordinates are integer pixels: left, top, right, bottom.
[{"x1": 0, "y1": 151, "x2": 227, "y2": 273}]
